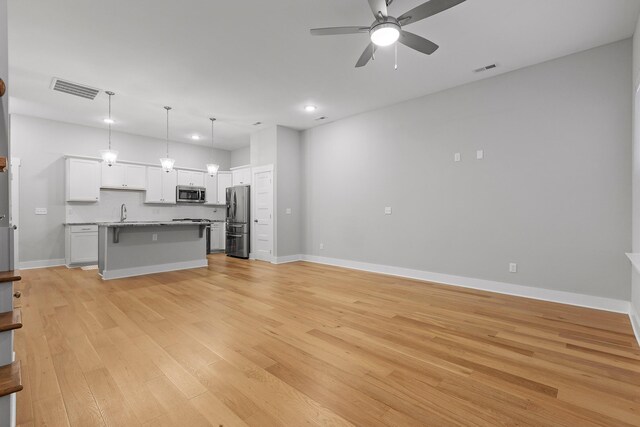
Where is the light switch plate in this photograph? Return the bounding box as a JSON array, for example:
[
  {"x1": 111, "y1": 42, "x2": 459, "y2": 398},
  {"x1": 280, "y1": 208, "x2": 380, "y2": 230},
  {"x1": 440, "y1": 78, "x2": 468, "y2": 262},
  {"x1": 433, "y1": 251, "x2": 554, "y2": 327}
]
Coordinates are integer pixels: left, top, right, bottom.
[
  {"x1": 35, "y1": 208, "x2": 47, "y2": 215},
  {"x1": 477, "y1": 150, "x2": 484, "y2": 160},
  {"x1": 384, "y1": 207, "x2": 392, "y2": 215},
  {"x1": 454, "y1": 153, "x2": 461, "y2": 162},
  {"x1": 285, "y1": 208, "x2": 292, "y2": 215}
]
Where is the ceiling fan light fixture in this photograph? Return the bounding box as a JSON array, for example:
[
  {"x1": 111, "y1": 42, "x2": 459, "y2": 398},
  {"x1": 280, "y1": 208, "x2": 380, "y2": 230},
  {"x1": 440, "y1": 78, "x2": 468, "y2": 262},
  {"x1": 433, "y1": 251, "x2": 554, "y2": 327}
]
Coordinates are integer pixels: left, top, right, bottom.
[{"x1": 370, "y1": 22, "x2": 400, "y2": 47}]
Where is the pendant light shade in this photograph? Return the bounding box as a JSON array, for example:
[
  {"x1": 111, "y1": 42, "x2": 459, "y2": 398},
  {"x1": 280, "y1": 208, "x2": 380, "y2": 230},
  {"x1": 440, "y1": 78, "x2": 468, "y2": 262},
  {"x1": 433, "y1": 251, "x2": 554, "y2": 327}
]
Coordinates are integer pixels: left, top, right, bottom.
[
  {"x1": 206, "y1": 117, "x2": 219, "y2": 177},
  {"x1": 160, "y1": 106, "x2": 175, "y2": 173},
  {"x1": 100, "y1": 91, "x2": 118, "y2": 166}
]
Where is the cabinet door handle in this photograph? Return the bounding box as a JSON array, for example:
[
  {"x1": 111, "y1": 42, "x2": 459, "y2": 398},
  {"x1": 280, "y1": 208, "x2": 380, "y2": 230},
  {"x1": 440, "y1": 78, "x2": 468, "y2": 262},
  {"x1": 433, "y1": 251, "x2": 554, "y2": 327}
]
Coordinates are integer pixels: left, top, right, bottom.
[{"x1": 13, "y1": 291, "x2": 21, "y2": 299}]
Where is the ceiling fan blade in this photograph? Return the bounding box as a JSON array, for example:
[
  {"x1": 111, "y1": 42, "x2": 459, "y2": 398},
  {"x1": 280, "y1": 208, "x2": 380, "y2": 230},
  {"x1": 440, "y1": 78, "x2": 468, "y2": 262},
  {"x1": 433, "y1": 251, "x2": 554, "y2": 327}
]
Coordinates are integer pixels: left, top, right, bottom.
[
  {"x1": 397, "y1": 0, "x2": 466, "y2": 26},
  {"x1": 399, "y1": 31, "x2": 439, "y2": 55},
  {"x1": 355, "y1": 43, "x2": 375, "y2": 68},
  {"x1": 310, "y1": 26, "x2": 370, "y2": 36},
  {"x1": 368, "y1": 0, "x2": 388, "y2": 20}
]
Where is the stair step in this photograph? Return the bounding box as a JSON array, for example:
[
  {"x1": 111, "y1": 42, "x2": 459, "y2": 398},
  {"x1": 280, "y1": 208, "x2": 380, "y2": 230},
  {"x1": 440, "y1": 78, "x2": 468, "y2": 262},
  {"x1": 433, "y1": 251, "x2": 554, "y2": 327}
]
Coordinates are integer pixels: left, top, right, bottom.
[
  {"x1": 0, "y1": 361, "x2": 22, "y2": 397},
  {"x1": 0, "y1": 309, "x2": 21, "y2": 333},
  {"x1": 0, "y1": 270, "x2": 21, "y2": 283}
]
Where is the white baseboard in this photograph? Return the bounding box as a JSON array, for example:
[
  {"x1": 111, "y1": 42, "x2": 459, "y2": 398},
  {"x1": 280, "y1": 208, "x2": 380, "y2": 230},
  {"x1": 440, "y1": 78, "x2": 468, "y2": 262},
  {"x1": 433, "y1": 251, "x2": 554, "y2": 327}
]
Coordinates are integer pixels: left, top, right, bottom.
[
  {"x1": 300, "y1": 255, "x2": 630, "y2": 314},
  {"x1": 272, "y1": 254, "x2": 303, "y2": 264},
  {"x1": 18, "y1": 258, "x2": 65, "y2": 270},
  {"x1": 101, "y1": 259, "x2": 208, "y2": 280},
  {"x1": 630, "y1": 304, "x2": 640, "y2": 347}
]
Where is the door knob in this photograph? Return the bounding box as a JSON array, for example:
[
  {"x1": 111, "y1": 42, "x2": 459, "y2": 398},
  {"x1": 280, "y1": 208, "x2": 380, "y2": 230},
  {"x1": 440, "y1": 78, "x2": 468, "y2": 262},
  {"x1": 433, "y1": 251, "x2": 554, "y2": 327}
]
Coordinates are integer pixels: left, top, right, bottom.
[
  {"x1": 13, "y1": 291, "x2": 21, "y2": 298},
  {"x1": 254, "y1": 219, "x2": 258, "y2": 223}
]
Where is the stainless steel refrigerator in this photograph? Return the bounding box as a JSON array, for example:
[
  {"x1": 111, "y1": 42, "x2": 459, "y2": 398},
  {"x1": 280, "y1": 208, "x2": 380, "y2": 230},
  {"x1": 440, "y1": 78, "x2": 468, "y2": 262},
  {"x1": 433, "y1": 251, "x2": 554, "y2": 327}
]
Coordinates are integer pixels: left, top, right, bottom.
[{"x1": 226, "y1": 185, "x2": 250, "y2": 258}]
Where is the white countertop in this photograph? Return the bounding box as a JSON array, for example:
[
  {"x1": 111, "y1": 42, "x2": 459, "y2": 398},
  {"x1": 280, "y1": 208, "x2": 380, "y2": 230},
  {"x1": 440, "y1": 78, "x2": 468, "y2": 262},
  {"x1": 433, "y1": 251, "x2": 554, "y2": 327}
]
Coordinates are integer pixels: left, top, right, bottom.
[{"x1": 97, "y1": 221, "x2": 208, "y2": 228}]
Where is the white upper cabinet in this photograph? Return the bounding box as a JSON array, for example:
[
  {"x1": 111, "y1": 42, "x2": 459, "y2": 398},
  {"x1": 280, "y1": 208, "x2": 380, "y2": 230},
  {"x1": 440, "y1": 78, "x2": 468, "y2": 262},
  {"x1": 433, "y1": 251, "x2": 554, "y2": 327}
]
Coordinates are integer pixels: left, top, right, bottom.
[
  {"x1": 232, "y1": 167, "x2": 251, "y2": 186},
  {"x1": 177, "y1": 170, "x2": 205, "y2": 187},
  {"x1": 101, "y1": 163, "x2": 146, "y2": 190},
  {"x1": 124, "y1": 164, "x2": 147, "y2": 189},
  {"x1": 204, "y1": 174, "x2": 218, "y2": 205},
  {"x1": 66, "y1": 158, "x2": 100, "y2": 202},
  {"x1": 145, "y1": 167, "x2": 177, "y2": 204},
  {"x1": 216, "y1": 172, "x2": 232, "y2": 205}
]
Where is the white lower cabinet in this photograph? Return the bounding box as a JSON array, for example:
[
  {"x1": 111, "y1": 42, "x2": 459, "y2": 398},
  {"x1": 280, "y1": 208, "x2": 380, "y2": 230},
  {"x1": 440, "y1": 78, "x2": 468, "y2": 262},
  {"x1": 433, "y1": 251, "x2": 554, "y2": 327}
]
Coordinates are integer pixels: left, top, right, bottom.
[
  {"x1": 65, "y1": 225, "x2": 98, "y2": 266},
  {"x1": 210, "y1": 222, "x2": 226, "y2": 250}
]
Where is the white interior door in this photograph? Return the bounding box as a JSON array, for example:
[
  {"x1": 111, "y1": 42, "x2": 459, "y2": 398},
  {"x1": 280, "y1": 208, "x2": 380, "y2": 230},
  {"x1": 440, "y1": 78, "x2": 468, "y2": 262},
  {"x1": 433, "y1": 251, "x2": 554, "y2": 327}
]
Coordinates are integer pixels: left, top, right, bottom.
[
  {"x1": 252, "y1": 165, "x2": 273, "y2": 262},
  {"x1": 9, "y1": 158, "x2": 19, "y2": 266}
]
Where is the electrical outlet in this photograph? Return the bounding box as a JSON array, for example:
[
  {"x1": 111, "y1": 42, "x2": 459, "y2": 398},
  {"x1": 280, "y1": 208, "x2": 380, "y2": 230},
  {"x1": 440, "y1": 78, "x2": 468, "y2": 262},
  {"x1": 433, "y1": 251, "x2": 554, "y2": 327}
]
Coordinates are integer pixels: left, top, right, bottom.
[
  {"x1": 454, "y1": 153, "x2": 461, "y2": 162},
  {"x1": 384, "y1": 207, "x2": 392, "y2": 215},
  {"x1": 152, "y1": 233, "x2": 158, "y2": 241},
  {"x1": 35, "y1": 208, "x2": 47, "y2": 215},
  {"x1": 509, "y1": 263, "x2": 517, "y2": 273},
  {"x1": 477, "y1": 150, "x2": 484, "y2": 160},
  {"x1": 285, "y1": 208, "x2": 292, "y2": 215},
  {"x1": 319, "y1": 243, "x2": 324, "y2": 250}
]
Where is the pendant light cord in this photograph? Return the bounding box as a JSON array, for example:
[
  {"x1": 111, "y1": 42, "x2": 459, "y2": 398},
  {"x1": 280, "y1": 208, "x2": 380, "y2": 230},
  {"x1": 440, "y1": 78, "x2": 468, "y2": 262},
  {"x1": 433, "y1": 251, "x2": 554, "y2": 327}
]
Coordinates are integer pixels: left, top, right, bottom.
[
  {"x1": 210, "y1": 117, "x2": 216, "y2": 161},
  {"x1": 106, "y1": 91, "x2": 114, "y2": 151},
  {"x1": 164, "y1": 106, "x2": 171, "y2": 157}
]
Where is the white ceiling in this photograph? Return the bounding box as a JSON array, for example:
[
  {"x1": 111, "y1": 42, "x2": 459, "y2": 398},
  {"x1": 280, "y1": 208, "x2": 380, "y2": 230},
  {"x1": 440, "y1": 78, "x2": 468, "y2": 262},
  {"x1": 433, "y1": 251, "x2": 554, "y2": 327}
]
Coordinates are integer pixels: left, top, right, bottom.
[{"x1": 7, "y1": 0, "x2": 640, "y2": 151}]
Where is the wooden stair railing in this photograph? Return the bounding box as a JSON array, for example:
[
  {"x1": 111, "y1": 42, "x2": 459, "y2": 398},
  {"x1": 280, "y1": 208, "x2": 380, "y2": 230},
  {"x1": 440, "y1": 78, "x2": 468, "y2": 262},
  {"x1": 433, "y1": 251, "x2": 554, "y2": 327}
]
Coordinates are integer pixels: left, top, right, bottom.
[
  {"x1": 0, "y1": 309, "x2": 21, "y2": 333},
  {"x1": 0, "y1": 361, "x2": 22, "y2": 398}
]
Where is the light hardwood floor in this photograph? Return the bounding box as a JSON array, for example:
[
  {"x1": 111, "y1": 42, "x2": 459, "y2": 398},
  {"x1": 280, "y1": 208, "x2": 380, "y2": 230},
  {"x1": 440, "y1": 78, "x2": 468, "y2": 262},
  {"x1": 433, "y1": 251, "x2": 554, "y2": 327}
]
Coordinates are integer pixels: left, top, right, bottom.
[{"x1": 13, "y1": 254, "x2": 640, "y2": 426}]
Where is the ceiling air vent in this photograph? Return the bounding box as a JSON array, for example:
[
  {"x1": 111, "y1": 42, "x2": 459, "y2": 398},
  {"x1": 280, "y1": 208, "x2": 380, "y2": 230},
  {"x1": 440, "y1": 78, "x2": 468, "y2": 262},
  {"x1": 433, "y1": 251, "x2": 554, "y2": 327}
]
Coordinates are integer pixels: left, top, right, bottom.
[
  {"x1": 473, "y1": 63, "x2": 497, "y2": 74},
  {"x1": 50, "y1": 78, "x2": 101, "y2": 100}
]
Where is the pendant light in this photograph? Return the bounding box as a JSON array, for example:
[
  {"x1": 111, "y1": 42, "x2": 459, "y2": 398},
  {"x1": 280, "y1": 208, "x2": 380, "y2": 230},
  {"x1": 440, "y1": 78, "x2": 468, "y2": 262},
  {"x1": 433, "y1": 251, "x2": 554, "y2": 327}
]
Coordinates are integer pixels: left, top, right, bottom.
[
  {"x1": 160, "y1": 106, "x2": 175, "y2": 173},
  {"x1": 100, "y1": 91, "x2": 118, "y2": 166},
  {"x1": 206, "y1": 117, "x2": 220, "y2": 176}
]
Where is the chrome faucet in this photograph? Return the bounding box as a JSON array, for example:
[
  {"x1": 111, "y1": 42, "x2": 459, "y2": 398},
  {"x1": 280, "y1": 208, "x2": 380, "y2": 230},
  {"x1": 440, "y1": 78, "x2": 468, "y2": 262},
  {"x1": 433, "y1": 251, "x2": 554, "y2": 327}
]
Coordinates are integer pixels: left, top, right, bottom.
[{"x1": 120, "y1": 204, "x2": 127, "y2": 222}]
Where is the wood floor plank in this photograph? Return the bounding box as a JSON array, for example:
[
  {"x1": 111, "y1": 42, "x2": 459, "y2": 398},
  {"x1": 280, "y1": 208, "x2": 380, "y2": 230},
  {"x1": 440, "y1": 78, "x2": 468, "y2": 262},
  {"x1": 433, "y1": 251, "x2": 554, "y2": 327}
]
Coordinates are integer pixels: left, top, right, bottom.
[{"x1": 13, "y1": 254, "x2": 640, "y2": 426}]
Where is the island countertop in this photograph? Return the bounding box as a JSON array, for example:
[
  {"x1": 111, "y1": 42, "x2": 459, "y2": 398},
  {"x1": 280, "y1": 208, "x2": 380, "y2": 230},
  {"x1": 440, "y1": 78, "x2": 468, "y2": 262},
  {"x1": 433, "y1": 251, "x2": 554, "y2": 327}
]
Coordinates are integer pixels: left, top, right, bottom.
[{"x1": 97, "y1": 221, "x2": 208, "y2": 228}]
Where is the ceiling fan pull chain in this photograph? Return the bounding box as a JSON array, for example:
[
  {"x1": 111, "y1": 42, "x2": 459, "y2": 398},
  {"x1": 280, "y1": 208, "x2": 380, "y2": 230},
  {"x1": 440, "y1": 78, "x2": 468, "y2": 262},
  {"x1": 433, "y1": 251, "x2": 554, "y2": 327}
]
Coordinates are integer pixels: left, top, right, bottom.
[{"x1": 395, "y1": 43, "x2": 398, "y2": 70}]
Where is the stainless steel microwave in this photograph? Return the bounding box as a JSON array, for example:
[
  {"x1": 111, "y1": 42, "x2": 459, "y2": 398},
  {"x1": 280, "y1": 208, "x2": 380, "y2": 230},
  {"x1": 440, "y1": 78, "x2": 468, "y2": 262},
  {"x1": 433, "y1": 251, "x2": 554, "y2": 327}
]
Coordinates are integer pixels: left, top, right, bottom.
[{"x1": 176, "y1": 186, "x2": 206, "y2": 203}]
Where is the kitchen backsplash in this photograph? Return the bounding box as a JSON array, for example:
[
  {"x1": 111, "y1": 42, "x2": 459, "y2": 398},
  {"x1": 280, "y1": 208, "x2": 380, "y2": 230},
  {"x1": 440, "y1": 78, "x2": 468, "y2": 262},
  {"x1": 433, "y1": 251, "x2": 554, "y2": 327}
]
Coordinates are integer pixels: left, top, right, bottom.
[{"x1": 66, "y1": 190, "x2": 225, "y2": 223}]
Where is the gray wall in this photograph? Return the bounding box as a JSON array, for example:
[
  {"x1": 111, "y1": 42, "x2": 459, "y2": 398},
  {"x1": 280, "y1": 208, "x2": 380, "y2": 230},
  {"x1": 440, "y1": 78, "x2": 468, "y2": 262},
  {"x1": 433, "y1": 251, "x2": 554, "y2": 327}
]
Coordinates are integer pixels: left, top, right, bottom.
[
  {"x1": 275, "y1": 126, "x2": 302, "y2": 257},
  {"x1": 301, "y1": 39, "x2": 632, "y2": 300},
  {"x1": 230, "y1": 146, "x2": 250, "y2": 168},
  {"x1": 632, "y1": 20, "x2": 640, "y2": 317},
  {"x1": 250, "y1": 127, "x2": 277, "y2": 167},
  {"x1": 0, "y1": 0, "x2": 8, "y2": 228},
  {"x1": 11, "y1": 114, "x2": 231, "y2": 264}
]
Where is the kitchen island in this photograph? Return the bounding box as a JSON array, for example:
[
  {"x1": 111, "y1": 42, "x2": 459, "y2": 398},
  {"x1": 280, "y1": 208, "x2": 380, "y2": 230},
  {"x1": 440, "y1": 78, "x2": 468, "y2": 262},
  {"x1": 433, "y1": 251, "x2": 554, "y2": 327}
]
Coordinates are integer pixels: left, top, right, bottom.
[{"x1": 98, "y1": 221, "x2": 208, "y2": 280}]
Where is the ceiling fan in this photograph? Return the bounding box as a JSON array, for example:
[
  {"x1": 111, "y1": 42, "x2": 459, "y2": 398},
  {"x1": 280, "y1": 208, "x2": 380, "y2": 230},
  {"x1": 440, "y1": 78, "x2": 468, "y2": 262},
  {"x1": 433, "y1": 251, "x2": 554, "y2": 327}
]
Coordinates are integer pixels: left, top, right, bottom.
[{"x1": 310, "y1": 0, "x2": 467, "y2": 68}]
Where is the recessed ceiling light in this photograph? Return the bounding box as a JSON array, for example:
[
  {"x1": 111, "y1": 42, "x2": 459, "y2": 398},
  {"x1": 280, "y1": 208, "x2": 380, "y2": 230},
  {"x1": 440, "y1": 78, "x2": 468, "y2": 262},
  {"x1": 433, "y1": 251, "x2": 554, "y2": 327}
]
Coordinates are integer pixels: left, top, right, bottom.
[
  {"x1": 103, "y1": 118, "x2": 115, "y2": 124},
  {"x1": 191, "y1": 135, "x2": 200, "y2": 141},
  {"x1": 304, "y1": 105, "x2": 317, "y2": 112}
]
